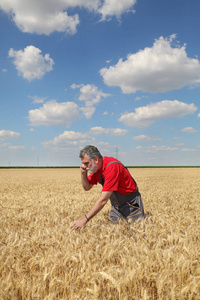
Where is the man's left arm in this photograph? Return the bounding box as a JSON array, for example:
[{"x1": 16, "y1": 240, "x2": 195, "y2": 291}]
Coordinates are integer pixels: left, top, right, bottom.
[{"x1": 70, "y1": 191, "x2": 112, "y2": 231}]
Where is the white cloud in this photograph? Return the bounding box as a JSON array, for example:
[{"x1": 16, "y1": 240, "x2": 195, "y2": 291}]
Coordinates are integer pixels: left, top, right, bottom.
[
  {"x1": 99, "y1": 0, "x2": 137, "y2": 20},
  {"x1": 146, "y1": 145, "x2": 178, "y2": 153},
  {"x1": 79, "y1": 106, "x2": 95, "y2": 119},
  {"x1": 198, "y1": 113, "x2": 200, "y2": 117},
  {"x1": 2, "y1": 69, "x2": 7, "y2": 72},
  {"x1": 71, "y1": 83, "x2": 110, "y2": 118},
  {"x1": 28, "y1": 95, "x2": 46, "y2": 104},
  {"x1": 100, "y1": 35, "x2": 200, "y2": 93},
  {"x1": 182, "y1": 127, "x2": 198, "y2": 133},
  {"x1": 0, "y1": 130, "x2": 20, "y2": 139},
  {"x1": 90, "y1": 126, "x2": 128, "y2": 136},
  {"x1": 103, "y1": 111, "x2": 114, "y2": 116},
  {"x1": 71, "y1": 83, "x2": 82, "y2": 89},
  {"x1": 0, "y1": 0, "x2": 137, "y2": 35},
  {"x1": 0, "y1": 0, "x2": 81, "y2": 35},
  {"x1": 135, "y1": 96, "x2": 141, "y2": 101},
  {"x1": 9, "y1": 145, "x2": 25, "y2": 150},
  {"x1": 28, "y1": 100, "x2": 80, "y2": 126},
  {"x1": 133, "y1": 135, "x2": 162, "y2": 141},
  {"x1": 0, "y1": 130, "x2": 21, "y2": 151},
  {"x1": 42, "y1": 130, "x2": 89, "y2": 148},
  {"x1": 181, "y1": 148, "x2": 197, "y2": 152},
  {"x1": 79, "y1": 84, "x2": 109, "y2": 106},
  {"x1": 42, "y1": 129, "x2": 120, "y2": 150},
  {"x1": 0, "y1": 143, "x2": 9, "y2": 148},
  {"x1": 119, "y1": 100, "x2": 197, "y2": 128},
  {"x1": 8, "y1": 46, "x2": 54, "y2": 81}
]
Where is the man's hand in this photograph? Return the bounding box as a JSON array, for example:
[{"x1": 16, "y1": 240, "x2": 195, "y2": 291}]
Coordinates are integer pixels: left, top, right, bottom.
[
  {"x1": 80, "y1": 164, "x2": 93, "y2": 191},
  {"x1": 70, "y1": 217, "x2": 88, "y2": 232},
  {"x1": 70, "y1": 191, "x2": 112, "y2": 232},
  {"x1": 80, "y1": 164, "x2": 88, "y2": 174}
]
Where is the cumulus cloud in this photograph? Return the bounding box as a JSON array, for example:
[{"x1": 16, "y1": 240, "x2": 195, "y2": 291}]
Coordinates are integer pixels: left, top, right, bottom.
[
  {"x1": 79, "y1": 106, "x2": 96, "y2": 119},
  {"x1": 28, "y1": 95, "x2": 46, "y2": 104},
  {"x1": 42, "y1": 129, "x2": 119, "y2": 150},
  {"x1": 28, "y1": 100, "x2": 80, "y2": 126},
  {"x1": 90, "y1": 126, "x2": 128, "y2": 136},
  {"x1": 0, "y1": 130, "x2": 20, "y2": 139},
  {"x1": 0, "y1": 0, "x2": 137, "y2": 35},
  {"x1": 133, "y1": 135, "x2": 162, "y2": 141},
  {"x1": 100, "y1": 35, "x2": 200, "y2": 93},
  {"x1": 0, "y1": 130, "x2": 21, "y2": 150},
  {"x1": 78, "y1": 84, "x2": 109, "y2": 106},
  {"x1": 0, "y1": 0, "x2": 81, "y2": 35},
  {"x1": 71, "y1": 83, "x2": 110, "y2": 118},
  {"x1": 99, "y1": 0, "x2": 137, "y2": 20},
  {"x1": 8, "y1": 46, "x2": 54, "y2": 81},
  {"x1": 119, "y1": 100, "x2": 197, "y2": 128},
  {"x1": 182, "y1": 127, "x2": 198, "y2": 133},
  {"x1": 42, "y1": 130, "x2": 89, "y2": 148}
]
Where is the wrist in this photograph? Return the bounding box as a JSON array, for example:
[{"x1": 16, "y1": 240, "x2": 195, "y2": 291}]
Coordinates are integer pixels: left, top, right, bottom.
[{"x1": 85, "y1": 214, "x2": 90, "y2": 222}]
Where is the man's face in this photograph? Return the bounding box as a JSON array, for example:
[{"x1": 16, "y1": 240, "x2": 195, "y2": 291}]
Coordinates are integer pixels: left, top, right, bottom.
[{"x1": 81, "y1": 154, "x2": 98, "y2": 173}]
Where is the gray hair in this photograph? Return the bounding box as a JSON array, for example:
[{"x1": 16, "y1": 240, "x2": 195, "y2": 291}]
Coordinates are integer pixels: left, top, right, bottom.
[{"x1": 79, "y1": 145, "x2": 102, "y2": 160}]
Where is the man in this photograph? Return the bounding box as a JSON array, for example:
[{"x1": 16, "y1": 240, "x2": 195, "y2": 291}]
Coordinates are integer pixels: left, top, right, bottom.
[{"x1": 70, "y1": 145, "x2": 145, "y2": 231}]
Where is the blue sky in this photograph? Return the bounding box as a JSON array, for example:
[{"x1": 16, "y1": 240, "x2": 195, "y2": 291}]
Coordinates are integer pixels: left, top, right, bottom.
[{"x1": 0, "y1": 0, "x2": 200, "y2": 166}]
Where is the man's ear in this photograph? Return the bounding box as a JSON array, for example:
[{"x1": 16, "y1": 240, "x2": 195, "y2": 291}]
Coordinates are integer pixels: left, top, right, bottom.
[{"x1": 94, "y1": 156, "x2": 99, "y2": 164}]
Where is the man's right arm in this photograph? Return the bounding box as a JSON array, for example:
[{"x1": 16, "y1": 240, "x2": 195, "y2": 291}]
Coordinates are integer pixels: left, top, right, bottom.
[{"x1": 80, "y1": 165, "x2": 93, "y2": 191}]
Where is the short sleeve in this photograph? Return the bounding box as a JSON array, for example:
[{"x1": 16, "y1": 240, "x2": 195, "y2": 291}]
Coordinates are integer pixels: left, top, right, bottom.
[{"x1": 102, "y1": 164, "x2": 120, "y2": 191}]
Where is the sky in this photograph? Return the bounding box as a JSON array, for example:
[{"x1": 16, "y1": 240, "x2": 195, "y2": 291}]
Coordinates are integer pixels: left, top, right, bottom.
[{"x1": 0, "y1": 0, "x2": 200, "y2": 167}]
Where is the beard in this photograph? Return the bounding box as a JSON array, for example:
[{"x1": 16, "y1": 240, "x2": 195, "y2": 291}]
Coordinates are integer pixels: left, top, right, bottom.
[{"x1": 88, "y1": 160, "x2": 98, "y2": 173}]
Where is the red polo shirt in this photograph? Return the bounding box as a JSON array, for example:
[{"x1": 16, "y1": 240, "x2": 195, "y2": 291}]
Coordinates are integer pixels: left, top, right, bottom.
[{"x1": 87, "y1": 156, "x2": 137, "y2": 194}]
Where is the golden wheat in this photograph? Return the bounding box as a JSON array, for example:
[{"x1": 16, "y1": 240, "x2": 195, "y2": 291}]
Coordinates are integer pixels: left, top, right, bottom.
[{"x1": 0, "y1": 168, "x2": 199, "y2": 299}]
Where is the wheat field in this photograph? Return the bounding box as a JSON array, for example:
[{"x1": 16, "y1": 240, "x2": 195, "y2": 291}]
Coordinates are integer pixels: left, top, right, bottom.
[{"x1": 0, "y1": 168, "x2": 199, "y2": 300}]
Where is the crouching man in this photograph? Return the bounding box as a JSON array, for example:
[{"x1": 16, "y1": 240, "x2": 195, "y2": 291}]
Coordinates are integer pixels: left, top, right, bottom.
[{"x1": 70, "y1": 145, "x2": 145, "y2": 231}]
